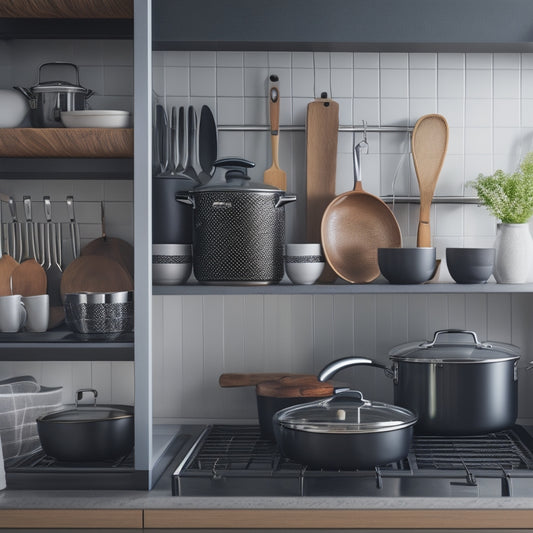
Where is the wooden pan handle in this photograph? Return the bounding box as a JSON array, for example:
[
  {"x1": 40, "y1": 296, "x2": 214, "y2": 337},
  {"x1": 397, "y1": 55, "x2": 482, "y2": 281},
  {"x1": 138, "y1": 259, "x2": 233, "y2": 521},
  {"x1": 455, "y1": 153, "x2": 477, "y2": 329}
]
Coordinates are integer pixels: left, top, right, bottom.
[
  {"x1": 417, "y1": 220, "x2": 432, "y2": 247},
  {"x1": 269, "y1": 74, "x2": 280, "y2": 167},
  {"x1": 218, "y1": 372, "x2": 294, "y2": 388}
]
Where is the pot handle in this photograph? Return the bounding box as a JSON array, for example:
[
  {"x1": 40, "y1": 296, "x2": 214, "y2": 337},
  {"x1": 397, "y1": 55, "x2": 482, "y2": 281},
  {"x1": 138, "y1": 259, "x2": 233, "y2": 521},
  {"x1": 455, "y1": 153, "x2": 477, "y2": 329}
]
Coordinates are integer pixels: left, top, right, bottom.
[
  {"x1": 420, "y1": 329, "x2": 493, "y2": 349},
  {"x1": 275, "y1": 194, "x2": 297, "y2": 208},
  {"x1": 175, "y1": 192, "x2": 194, "y2": 207},
  {"x1": 75, "y1": 388, "x2": 98, "y2": 407},
  {"x1": 318, "y1": 357, "x2": 393, "y2": 382},
  {"x1": 38, "y1": 61, "x2": 80, "y2": 85}
]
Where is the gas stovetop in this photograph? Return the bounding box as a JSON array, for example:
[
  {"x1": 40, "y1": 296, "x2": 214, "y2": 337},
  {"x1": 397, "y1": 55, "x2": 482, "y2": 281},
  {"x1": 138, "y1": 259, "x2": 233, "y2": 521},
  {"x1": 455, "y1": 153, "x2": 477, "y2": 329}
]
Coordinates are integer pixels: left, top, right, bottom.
[{"x1": 172, "y1": 425, "x2": 533, "y2": 497}]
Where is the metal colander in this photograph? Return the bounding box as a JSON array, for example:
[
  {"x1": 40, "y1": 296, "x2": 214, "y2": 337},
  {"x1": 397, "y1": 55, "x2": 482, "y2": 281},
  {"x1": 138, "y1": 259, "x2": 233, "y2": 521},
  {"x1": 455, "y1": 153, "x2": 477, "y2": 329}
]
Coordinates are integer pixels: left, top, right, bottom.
[{"x1": 64, "y1": 291, "x2": 133, "y2": 335}]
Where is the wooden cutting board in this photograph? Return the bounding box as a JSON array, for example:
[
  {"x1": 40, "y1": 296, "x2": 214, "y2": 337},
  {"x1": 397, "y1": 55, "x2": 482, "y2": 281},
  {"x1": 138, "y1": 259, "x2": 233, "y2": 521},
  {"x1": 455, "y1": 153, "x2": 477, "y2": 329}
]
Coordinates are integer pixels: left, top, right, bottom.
[
  {"x1": 60, "y1": 255, "x2": 133, "y2": 300},
  {"x1": 306, "y1": 95, "x2": 339, "y2": 282}
]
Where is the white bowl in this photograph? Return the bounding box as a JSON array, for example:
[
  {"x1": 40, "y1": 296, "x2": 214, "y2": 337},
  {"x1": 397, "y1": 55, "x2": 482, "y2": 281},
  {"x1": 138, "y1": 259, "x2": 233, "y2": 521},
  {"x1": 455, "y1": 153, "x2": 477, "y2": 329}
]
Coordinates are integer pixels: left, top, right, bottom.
[
  {"x1": 152, "y1": 244, "x2": 192, "y2": 285},
  {"x1": 61, "y1": 110, "x2": 131, "y2": 128},
  {"x1": 285, "y1": 243, "x2": 325, "y2": 285},
  {"x1": 0, "y1": 89, "x2": 28, "y2": 127}
]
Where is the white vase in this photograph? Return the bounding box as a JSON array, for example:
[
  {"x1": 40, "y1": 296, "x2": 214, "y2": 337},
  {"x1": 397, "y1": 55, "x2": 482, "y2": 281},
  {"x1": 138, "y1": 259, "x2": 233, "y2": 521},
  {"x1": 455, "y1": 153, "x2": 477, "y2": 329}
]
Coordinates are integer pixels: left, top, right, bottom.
[{"x1": 493, "y1": 223, "x2": 533, "y2": 283}]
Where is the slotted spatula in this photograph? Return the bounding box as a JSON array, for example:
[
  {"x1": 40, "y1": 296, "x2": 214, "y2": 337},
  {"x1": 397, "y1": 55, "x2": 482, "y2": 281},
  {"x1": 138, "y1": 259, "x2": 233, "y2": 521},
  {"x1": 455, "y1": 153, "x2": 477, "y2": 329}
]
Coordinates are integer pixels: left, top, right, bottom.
[
  {"x1": 263, "y1": 74, "x2": 287, "y2": 190},
  {"x1": 411, "y1": 114, "x2": 449, "y2": 247}
]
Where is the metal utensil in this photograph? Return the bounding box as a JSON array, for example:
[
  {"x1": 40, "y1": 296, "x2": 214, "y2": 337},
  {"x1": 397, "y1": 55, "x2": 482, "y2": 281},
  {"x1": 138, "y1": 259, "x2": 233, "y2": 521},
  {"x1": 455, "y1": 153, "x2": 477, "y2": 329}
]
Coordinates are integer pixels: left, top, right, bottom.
[
  {"x1": 44, "y1": 196, "x2": 63, "y2": 307},
  {"x1": 8, "y1": 196, "x2": 22, "y2": 263},
  {"x1": 155, "y1": 104, "x2": 168, "y2": 176},
  {"x1": 176, "y1": 106, "x2": 186, "y2": 173},
  {"x1": 182, "y1": 105, "x2": 198, "y2": 181},
  {"x1": 66, "y1": 195, "x2": 80, "y2": 260},
  {"x1": 198, "y1": 105, "x2": 217, "y2": 184},
  {"x1": 170, "y1": 105, "x2": 178, "y2": 174}
]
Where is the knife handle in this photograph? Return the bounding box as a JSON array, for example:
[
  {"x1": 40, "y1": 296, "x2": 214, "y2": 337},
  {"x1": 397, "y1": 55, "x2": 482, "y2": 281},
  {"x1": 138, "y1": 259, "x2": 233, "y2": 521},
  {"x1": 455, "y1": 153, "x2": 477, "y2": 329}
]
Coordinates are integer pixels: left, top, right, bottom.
[{"x1": 269, "y1": 74, "x2": 280, "y2": 136}]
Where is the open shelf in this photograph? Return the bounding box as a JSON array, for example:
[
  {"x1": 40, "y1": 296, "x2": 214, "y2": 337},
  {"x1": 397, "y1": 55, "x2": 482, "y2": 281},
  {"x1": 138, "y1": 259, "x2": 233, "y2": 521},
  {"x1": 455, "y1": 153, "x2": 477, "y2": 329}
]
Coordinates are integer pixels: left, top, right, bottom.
[
  {"x1": 153, "y1": 281, "x2": 533, "y2": 296},
  {"x1": 0, "y1": 327, "x2": 134, "y2": 361}
]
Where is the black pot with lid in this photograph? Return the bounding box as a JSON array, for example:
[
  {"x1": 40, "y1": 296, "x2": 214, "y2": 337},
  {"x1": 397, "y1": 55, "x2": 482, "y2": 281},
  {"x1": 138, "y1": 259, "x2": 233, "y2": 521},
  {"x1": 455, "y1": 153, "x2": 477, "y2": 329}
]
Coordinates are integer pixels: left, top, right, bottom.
[
  {"x1": 273, "y1": 389, "x2": 417, "y2": 469},
  {"x1": 177, "y1": 157, "x2": 296, "y2": 285}
]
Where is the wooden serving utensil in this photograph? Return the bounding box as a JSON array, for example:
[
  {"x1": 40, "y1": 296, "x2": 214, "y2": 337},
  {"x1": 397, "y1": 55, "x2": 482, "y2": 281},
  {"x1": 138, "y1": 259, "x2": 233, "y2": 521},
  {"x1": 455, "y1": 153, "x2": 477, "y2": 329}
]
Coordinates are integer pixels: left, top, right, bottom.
[
  {"x1": 10, "y1": 196, "x2": 47, "y2": 297},
  {"x1": 0, "y1": 223, "x2": 18, "y2": 296},
  {"x1": 263, "y1": 74, "x2": 287, "y2": 190},
  {"x1": 80, "y1": 202, "x2": 134, "y2": 277},
  {"x1": 218, "y1": 373, "x2": 295, "y2": 388},
  {"x1": 306, "y1": 92, "x2": 339, "y2": 282},
  {"x1": 411, "y1": 114, "x2": 449, "y2": 247}
]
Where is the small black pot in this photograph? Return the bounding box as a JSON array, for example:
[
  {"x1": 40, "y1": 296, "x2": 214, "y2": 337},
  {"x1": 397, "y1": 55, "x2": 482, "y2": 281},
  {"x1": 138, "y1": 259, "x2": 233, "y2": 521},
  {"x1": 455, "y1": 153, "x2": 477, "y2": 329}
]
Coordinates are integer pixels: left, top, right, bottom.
[
  {"x1": 36, "y1": 389, "x2": 133, "y2": 462},
  {"x1": 273, "y1": 389, "x2": 417, "y2": 469}
]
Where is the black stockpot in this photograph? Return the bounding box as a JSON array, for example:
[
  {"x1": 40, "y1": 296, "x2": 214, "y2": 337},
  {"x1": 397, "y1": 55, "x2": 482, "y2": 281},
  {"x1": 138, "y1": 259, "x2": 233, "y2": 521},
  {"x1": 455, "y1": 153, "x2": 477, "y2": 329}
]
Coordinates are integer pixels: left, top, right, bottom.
[
  {"x1": 319, "y1": 329, "x2": 520, "y2": 435},
  {"x1": 177, "y1": 158, "x2": 296, "y2": 285},
  {"x1": 152, "y1": 174, "x2": 198, "y2": 244}
]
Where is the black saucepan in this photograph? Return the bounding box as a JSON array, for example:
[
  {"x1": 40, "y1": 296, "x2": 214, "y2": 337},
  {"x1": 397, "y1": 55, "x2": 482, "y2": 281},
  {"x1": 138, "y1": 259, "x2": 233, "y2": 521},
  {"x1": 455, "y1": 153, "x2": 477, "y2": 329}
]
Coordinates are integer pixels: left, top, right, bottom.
[
  {"x1": 36, "y1": 388, "x2": 133, "y2": 461},
  {"x1": 272, "y1": 389, "x2": 417, "y2": 469}
]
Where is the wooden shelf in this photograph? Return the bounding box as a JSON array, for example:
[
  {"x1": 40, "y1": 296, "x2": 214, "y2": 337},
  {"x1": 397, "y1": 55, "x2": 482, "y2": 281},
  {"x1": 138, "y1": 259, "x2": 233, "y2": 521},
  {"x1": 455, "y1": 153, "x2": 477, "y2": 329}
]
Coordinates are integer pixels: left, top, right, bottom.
[
  {"x1": 0, "y1": 0, "x2": 133, "y2": 19},
  {"x1": 0, "y1": 128, "x2": 133, "y2": 159}
]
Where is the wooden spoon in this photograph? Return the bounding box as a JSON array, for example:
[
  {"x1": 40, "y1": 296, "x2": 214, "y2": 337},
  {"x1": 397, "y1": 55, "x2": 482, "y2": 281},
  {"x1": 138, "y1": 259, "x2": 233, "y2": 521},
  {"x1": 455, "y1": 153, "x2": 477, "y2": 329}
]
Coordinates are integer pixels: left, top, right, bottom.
[
  {"x1": 0, "y1": 223, "x2": 18, "y2": 296},
  {"x1": 81, "y1": 201, "x2": 134, "y2": 277},
  {"x1": 411, "y1": 114, "x2": 449, "y2": 247},
  {"x1": 263, "y1": 74, "x2": 287, "y2": 190}
]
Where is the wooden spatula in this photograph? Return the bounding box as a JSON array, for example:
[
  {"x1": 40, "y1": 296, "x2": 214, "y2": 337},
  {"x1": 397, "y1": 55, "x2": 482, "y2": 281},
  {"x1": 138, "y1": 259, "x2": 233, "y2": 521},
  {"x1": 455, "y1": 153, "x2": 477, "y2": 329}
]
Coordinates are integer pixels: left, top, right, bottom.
[
  {"x1": 306, "y1": 93, "x2": 339, "y2": 282},
  {"x1": 0, "y1": 223, "x2": 18, "y2": 296},
  {"x1": 10, "y1": 196, "x2": 47, "y2": 297},
  {"x1": 412, "y1": 114, "x2": 449, "y2": 247},
  {"x1": 263, "y1": 74, "x2": 287, "y2": 190}
]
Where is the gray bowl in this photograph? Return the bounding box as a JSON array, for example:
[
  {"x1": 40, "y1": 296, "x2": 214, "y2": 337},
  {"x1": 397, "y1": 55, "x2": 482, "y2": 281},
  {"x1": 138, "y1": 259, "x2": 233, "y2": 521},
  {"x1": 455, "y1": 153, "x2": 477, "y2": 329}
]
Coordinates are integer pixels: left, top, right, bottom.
[
  {"x1": 378, "y1": 247, "x2": 437, "y2": 284},
  {"x1": 446, "y1": 248, "x2": 495, "y2": 284}
]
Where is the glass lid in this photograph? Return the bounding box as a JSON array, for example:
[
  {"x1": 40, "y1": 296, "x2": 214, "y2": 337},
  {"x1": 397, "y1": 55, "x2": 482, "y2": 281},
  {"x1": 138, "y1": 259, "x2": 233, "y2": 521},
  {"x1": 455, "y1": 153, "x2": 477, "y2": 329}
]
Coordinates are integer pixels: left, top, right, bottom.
[
  {"x1": 38, "y1": 407, "x2": 132, "y2": 423},
  {"x1": 388, "y1": 329, "x2": 520, "y2": 363},
  {"x1": 275, "y1": 389, "x2": 417, "y2": 434}
]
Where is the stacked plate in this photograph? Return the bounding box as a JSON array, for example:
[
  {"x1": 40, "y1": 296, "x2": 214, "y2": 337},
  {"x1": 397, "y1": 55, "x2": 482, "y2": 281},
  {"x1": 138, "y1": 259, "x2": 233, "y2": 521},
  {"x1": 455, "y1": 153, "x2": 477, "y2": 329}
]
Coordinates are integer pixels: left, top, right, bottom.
[{"x1": 61, "y1": 110, "x2": 131, "y2": 128}]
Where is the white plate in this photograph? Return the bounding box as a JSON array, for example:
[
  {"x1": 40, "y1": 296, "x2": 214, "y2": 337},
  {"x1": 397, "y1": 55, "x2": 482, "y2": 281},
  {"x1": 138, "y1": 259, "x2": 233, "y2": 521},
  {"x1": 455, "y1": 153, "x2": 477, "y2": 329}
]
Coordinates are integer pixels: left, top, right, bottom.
[{"x1": 61, "y1": 110, "x2": 131, "y2": 128}]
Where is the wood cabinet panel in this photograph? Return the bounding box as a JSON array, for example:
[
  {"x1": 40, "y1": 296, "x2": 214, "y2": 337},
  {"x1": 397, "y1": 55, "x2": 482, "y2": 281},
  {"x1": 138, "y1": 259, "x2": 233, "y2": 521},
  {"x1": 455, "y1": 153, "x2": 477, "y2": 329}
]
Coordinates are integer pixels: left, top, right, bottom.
[
  {"x1": 0, "y1": 0, "x2": 133, "y2": 18},
  {"x1": 0, "y1": 509, "x2": 142, "y2": 528},
  {"x1": 144, "y1": 508, "x2": 533, "y2": 529}
]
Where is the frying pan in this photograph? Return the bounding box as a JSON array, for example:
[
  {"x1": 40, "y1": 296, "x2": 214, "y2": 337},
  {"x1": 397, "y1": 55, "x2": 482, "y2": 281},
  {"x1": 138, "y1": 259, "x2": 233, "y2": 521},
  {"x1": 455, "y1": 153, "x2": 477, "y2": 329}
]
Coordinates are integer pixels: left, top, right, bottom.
[{"x1": 321, "y1": 139, "x2": 402, "y2": 283}]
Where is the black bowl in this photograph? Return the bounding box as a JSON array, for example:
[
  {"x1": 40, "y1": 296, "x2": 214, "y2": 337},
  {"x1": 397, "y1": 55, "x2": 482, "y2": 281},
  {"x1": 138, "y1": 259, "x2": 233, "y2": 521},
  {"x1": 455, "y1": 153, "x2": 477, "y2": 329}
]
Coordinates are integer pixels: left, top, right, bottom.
[
  {"x1": 378, "y1": 247, "x2": 437, "y2": 284},
  {"x1": 446, "y1": 248, "x2": 495, "y2": 284}
]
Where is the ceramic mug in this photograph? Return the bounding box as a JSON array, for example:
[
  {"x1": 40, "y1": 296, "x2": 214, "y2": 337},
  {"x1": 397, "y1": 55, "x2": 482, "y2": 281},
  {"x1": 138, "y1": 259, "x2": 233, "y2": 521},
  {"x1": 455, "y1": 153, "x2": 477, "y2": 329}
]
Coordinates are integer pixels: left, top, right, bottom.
[
  {"x1": 22, "y1": 294, "x2": 49, "y2": 333},
  {"x1": 0, "y1": 294, "x2": 27, "y2": 333}
]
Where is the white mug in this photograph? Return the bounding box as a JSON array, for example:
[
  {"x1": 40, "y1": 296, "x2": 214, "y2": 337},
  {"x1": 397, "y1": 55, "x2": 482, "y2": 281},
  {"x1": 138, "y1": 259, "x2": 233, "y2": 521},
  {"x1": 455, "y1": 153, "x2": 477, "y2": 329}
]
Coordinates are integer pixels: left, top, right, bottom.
[
  {"x1": 22, "y1": 294, "x2": 49, "y2": 333},
  {"x1": 0, "y1": 294, "x2": 27, "y2": 333}
]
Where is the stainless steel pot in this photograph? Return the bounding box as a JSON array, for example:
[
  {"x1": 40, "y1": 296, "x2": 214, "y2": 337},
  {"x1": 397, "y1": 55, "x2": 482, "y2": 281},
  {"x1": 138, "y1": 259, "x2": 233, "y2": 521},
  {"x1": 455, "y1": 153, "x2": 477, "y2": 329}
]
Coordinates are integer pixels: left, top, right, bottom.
[
  {"x1": 177, "y1": 158, "x2": 296, "y2": 285},
  {"x1": 36, "y1": 388, "x2": 133, "y2": 461},
  {"x1": 319, "y1": 329, "x2": 520, "y2": 435},
  {"x1": 273, "y1": 389, "x2": 417, "y2": 469},
  {"x1": 14, "y1": 62, "x2": 94, "y2": 128}
]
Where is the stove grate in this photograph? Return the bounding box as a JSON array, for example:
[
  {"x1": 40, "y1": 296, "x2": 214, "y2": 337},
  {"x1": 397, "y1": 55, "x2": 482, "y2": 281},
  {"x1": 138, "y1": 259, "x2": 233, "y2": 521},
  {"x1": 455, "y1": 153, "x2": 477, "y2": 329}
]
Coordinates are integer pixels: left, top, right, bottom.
[{"x1": 411, "y1": 430, "x2": 533, "y2": 471}]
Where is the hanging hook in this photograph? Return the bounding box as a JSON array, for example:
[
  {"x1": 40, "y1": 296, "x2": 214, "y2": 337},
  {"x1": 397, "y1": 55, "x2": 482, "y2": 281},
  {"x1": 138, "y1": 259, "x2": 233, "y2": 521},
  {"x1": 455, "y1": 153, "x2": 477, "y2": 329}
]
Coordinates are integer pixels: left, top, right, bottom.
[
  {"x1": 362, "y1": 120, "x2": 368, "y2": 144},
  {"x1": 358, "y1": 120, "x2": 369, "y2": 154}
]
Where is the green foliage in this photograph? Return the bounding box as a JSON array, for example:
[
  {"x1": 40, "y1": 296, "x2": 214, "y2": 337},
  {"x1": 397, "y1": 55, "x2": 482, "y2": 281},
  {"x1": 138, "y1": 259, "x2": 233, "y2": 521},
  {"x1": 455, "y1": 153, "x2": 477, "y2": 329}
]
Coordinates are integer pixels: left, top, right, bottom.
[{"x1": 469, "y1": 152, "x2": 533, "y2": 224}]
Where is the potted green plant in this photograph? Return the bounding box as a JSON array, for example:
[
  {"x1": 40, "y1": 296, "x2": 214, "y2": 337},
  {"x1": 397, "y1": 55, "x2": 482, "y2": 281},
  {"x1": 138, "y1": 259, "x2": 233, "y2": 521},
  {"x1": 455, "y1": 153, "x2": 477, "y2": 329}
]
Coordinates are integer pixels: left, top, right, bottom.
[{"x1": 469, "y1": 152, "x2": 533, "y2": 283}]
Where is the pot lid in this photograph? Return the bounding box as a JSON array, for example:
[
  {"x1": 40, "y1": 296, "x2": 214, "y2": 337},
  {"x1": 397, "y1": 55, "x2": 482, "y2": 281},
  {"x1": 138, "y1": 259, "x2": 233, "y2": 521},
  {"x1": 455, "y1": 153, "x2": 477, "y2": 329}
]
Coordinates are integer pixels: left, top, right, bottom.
[
  {"x1": 196, "y1": 157, "x2": 284, "y2": 193},
  {"x1": 37, "y1": 405, "x2": 133, "y2": 424},
  {"x1": 274, "y1": 389, "x2": 417, "y2": 434},
  {"x1": 32, "y1": 80, "x2": 90, "y2": 94},
  {"x1": 389, "y1": 329, "x2": 520, "y2": 363}
]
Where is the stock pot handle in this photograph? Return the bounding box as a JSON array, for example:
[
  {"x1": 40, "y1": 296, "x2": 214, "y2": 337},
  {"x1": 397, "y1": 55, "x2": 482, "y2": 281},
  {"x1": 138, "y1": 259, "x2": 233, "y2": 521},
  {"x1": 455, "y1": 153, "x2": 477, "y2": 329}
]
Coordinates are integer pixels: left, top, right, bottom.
[
  {"x1": 318, "y1": 357, "x2": 393, "y2": 382},
  {"x1": 420, "y1": 329, "x2": 493, "y2": 349}
]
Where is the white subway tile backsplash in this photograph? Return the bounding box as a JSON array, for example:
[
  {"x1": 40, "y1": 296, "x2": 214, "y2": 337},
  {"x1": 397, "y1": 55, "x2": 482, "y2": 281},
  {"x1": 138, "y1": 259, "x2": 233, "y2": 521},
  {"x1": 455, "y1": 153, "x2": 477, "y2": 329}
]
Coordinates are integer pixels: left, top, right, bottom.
[
  {"x1": 165, "y1": 66, "x2": 189, "y2": 96},
  {"x1": 436, "y1": 98, "x2": 464, "y2": 127},
  {"x1": 465, "y1": 69, "x2": 492, "y2": 99},
  {"x1": 245, "y1": 51, "x2": 268, "y2": 67},
  {"x1": 465, "y1": 127, "x2": 492, "y2": 154},
  {"x1": 466, "y1": 53, "x2": 493, "y2": 69},
  {"x1": 379, "y1": 52, "x2": 408, "y2": 69},
  {"x1": 291, "y1": 68, "x2": 314, "y2": 97},
  {"x1": 268, "y1": 51, "x2": 292, "y2": 68},
  {"x1": 217, "y1": 51, "x2": 243, "y2": 67},
  {"x1": 493, "y1": 99, "x2": 521, "y2": 127},
  {"x1": 437, "y1": 53, "x2": 465, "y2": 69},
  {"x1": 409, "y1": 69, "x2": 437, "y2": 99},
  {"x1": 380, "y1": 69, "x2": 408, "y2": 98},
  {"x1": 163, "y1": 50, "x2": 189, "y2": 67},
  {"x1": 437, "y1": 69, "x2": 465, "y2": 98},
  {"x1": 494, "y1": 53, "x2": 520, "y2": 69},
  {"x1": 103, "y1": 65, "x2": 134, "y2": 96},
  {"x1": 409, "y1": 53, "x2": 437, "y2": 69},
  {"x1": 312, "y1": 52, "x2": 330, "y2": 69},
  {"x1": 493, "y1": 69, "x2": 520, "y2": 99},
  {"x1": 191, "y1": 67, "x2": 217, "y2": 97},
  {"x1": 331, "y1": 52, "x2": 353, "y2": 69},
  {"x1": 354, "y1": 97, "x2": 380, "y2": 125},
  {"x1": 216, "y1": 67, "x2": 243, "y2": 96},
  {"x1": 465, "y1": 99, "x2": 492, "y2": 127},
  {"x1": 354, "y1": 68, "x2": 379, "y2": 98},
  {"x1": 331, "y1": 68, "x2": 353, "y2": 97},
  {"x1": 219, "y1": 96, "x2": 245, "y2": 124},
  {"x1": 190, "y1": 51, "x2": 216, "y2": 66},
  {"x1": 243, "y1": 67, "x2": 269, "y2": 97},
  {"x1": 380, "y1": 98, "x2": 409, "y2": 126},
  {"x1": 354, "y1": 52, "x2": 379, "y2": 69}
]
